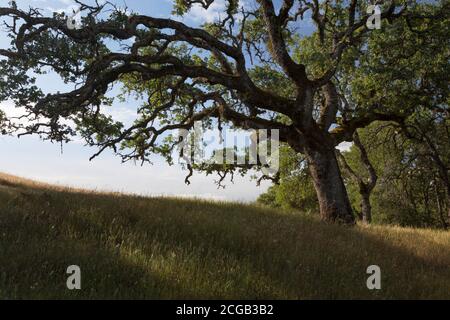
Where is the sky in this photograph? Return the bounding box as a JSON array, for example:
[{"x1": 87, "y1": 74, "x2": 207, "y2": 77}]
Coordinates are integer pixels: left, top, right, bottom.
[
  {"x1": 0, "y1": 0, "x2": 348, "y2": 201},
  {"x1": 0, "y1": 0, "x2": 275, "y2": 202}
]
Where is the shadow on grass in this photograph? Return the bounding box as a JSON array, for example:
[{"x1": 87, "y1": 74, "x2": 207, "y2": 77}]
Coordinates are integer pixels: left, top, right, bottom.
[{"x1": 0, "y1": 178, "x2": 449, "y2": 299}]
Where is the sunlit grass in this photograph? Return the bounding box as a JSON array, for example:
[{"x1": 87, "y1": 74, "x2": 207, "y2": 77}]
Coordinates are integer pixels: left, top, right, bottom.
[{"x1": 0, "y1": 172, "x2": 449, "y2": 299}]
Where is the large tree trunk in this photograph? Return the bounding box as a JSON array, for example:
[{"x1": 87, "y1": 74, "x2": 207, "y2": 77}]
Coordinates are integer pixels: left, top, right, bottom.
[
  {"x1": 288, "y1": 82, "x2": 354, "y2": 225},
  {"x1": 304, "y1": 146, "x2": 355, "y2": 224}
]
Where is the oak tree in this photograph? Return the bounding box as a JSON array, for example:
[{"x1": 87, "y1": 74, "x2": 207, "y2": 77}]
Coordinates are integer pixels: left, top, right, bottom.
[{"x1": 0, "y1": 0, "x2": 446, "y2": 223}]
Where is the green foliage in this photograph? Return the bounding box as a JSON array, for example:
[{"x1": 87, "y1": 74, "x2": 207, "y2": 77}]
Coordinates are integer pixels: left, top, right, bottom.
[
  {"x1": 342, "y1": 122, "x2": 449, "y2": 228},
  {"x1": 248, "y1": 66, "x2": 296, "y2": 100},
  {"x1": 0, "y1": 59, "x2": 43, "y2": 106},
  {"x1": 0, "y1": 109, "x2": 6, "y2": 134},
  {"x1": 342, "y1": 2, "x2": 449, "y2": 115},
  {"x1": 173, "y1": 0, "x2": 239, "y2": 17},
  {"x1": 294, "y1": 33, "x2": 334, "y2": 79},
  {"x1": 74, "y1": 113, "x2": 124, "y2": 145},
  {"x1": 257, "y1": 146, "x2": 318, "y2": 212}
]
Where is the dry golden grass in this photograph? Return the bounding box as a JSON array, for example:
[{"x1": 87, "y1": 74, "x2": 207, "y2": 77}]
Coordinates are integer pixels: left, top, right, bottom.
[{"x1": 0, "y1": 172, "x2": 449, "y2": 299}]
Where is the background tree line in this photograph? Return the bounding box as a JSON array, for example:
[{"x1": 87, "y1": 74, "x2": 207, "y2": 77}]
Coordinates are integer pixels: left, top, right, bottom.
[{"x1": 259, "y1": 119, "x2": 450, "y2": 229}]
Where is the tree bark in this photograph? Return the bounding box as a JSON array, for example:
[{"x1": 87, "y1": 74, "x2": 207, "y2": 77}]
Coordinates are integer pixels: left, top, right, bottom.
[
  {"x1": 440, "y1": 176, "x2": 450, "y2": 229},
  {"x1": 360, "y1": 189, "x2": 372, "y2": 224},
  {"x1": 433, "y1": 159, "x2": 450, "y2": 229},
  {"x1": 447, "y1": 191, "x2": 450, "y2": 228},
  {"x1": 444, "y1": 187, "x2": 450, "y2": 230},
  {"x1": 434, "y1": 182, "x2": 448, "y2": 230},
  {"x1": 304, "y1": 145, "x2": 355, "y2": 224},
  {"x1": 336, "y1": 131, "x2": 377, "y2": 224}
]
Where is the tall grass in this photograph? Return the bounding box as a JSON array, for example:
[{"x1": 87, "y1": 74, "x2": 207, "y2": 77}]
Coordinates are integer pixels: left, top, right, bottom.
[{"x1": 0, "y1": 173, "x2": 449, "y2": 299}]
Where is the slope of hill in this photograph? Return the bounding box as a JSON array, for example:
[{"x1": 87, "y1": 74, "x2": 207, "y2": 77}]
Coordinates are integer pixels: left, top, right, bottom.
[{"x1": 0, "y1": 172, "x2": 449, "y2": 299}]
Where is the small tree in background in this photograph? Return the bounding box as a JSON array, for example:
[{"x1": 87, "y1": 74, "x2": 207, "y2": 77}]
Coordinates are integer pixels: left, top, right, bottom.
[{"x1": 257, "y1": 146, "x2": 318, "y2": 213}]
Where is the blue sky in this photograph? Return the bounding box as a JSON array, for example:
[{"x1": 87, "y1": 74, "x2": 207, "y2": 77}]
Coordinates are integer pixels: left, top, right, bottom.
[
  {"x1": 0, "y1": 0, "x2": 276, "y2": 201},
  {"x1": 0, "y1": 0, "x2": 341, "y2": 201}
]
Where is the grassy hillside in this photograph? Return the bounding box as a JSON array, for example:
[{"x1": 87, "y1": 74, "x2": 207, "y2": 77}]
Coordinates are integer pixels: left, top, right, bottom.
[{"x1": 0, "y1": 173, "x2": 449, "y2": 299}]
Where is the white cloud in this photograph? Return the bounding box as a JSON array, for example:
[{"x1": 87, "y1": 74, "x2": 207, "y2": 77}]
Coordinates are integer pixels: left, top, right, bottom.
[
  {"x1": 337, "y1": 141, "x2": 352, "y2": 152},
  {"x1": 184, "y1": 0, "x2": 228, "y2": 23},
  {"x1": 170, "y1": 0, "x2": 251, "y2": 24},
  {"x1": 103, "y1": 105, "x2": 137, "y2": 126},
  {"x1": 0, "y1": 100, "x2": 30, "y2": 127}
]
